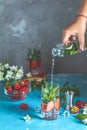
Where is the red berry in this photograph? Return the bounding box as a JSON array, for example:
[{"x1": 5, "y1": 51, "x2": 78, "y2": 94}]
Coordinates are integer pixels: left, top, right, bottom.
[
  {"x1": 20, "y1": 87, "x2": 28, "y2": 94},
  {"x1": 21, "y1": 82, "x2": 25, "y2": 88},
  {"x1": 24, "y1": 80, "x2": 29, "y2": 87},
  {"x1": 38, "y1": 70, "x2": 44, "y2": 77},
  {"x1": 75, "y1": 100, "x2": 84, "y2": 108},
  {"x1": 20, "y1": 103, "x2": 28, "y2": 109},
  {"x1": 6, "y1": 86, "x2": 13, "y2": 93},
  {"x1": 13, "y1": 83, "x2": 21, "y2": 90},
  {"x1": 30, "y1": 60, "x2": 38, "y2": 69}
]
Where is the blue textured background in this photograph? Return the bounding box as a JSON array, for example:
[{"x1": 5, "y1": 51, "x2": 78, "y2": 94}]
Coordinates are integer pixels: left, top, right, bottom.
[{"x1": 0, "y1": 74, "x2": 87, "y2": 130}]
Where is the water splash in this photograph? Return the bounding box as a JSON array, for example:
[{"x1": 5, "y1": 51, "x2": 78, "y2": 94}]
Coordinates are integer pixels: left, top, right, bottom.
[{"x1": 51, "y1": 58, "x2": 55, "y2": 86}]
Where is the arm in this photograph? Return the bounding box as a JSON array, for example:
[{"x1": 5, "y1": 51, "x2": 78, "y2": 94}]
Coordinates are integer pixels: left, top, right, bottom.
[
  {"x1": 78, "y1": 0, "x2": 87, "y2": 16},
  {"x1": 62, "y1": 0, "x2": 87, "y2": 51}
]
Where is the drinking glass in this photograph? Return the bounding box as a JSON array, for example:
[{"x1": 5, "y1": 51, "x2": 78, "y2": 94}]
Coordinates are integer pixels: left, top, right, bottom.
[
  {"x1": 27, "y1": 49, "x2": 41, "y2": 75},
  {"x1": 41, "y1": 85, "x2": 60, "y2": 120}
]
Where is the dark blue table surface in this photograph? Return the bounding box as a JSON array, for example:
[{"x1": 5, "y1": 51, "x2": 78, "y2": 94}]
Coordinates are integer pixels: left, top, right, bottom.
[{"x1": 0, "y1": 74, "x2": 87, "y2": 130}]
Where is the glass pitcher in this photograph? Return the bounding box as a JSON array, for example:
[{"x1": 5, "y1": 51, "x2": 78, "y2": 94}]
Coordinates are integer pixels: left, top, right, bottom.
[{"x1": 52, "y1": 41, "x2": 87, "y2": 57}]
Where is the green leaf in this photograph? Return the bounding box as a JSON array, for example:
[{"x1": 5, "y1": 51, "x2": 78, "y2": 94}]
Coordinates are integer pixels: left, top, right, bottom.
[{"x1": 75, "y1": 113, "x2": 87, "y2": 121}]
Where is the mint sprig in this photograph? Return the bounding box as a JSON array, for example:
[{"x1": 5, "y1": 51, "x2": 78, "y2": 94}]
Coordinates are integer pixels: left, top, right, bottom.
[
  {"x1": 41, "y1": 82, "x2": 59, "y2": 103},
  {"x1": 74, "y1": 113, "x2": 87, "y2": 121}
]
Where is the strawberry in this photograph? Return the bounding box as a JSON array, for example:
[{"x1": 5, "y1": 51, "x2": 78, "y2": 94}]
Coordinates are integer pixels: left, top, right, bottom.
[
  {"x1": 46, "y1": 101, "x2": 55, "y2": 112},
  {"x1": 55, "y1": 98, "x2": 60, "y2": 110},
  {"x1": 21, "y1": 80, "x2": 28, "y2": 87},
  {"x1": 38, "y1": 70, "x2": 44, "y2": 77},
  {"x1": 19, "y1": 87, "x2": 27, "y2": 94},
  {"x1": 21, "y1": 81, "x2": 26, "y2": 88},
  {"x1": 6, "y1": 86, "x2": 13, "y2": 93},
  {"x1": 75, "y1": 100, "x2": 84, "y2": 108},
  {"x1": 30, "y1": 60, "x2": 38, "y2": 69},
  {"x1": 20, "y1": 103, "x2": 28, "y2": 109},
  {"x1": 24, "y1": 80, "x2": 29, "y2": 87},
  {"x1": 13, "y1": 83, "x2": 21, "y2": 90}
]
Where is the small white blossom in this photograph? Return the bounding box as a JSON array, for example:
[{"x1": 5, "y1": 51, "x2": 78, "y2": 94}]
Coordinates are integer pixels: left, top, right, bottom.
[
  {"x1": 4, "y1": 63, "x2": 10, "y2": 69},
  {"x1": 0, "y1": 71, "x2": 4, "y2": 81},
  {"x1": 0, "y1": 62, "x2": 24, "y2": 82},
  {"x1": 5, "y1": 70, "x2": 13, "y2": 81},
  {"x1": 26, "y1": 72, "x2": 32, "y2": 78},
  {"x1": 24, "y1": 114, "x2": 31, "y2": 122},
  {"x1": 1, "y1": 66, "x2": 5, "y2": 71},
  {"x1": 82, "y1": 118, "x2": 87, "y2": 124},
  {"x1": 15, "y1": 68, "x2": 23, "y2": 79},
  {"x1": 10, "y1": 65, "x2": 18, "y2": 71},
  {"x1": 83, "y1": 106, "x2": 87, "y2": 115}
]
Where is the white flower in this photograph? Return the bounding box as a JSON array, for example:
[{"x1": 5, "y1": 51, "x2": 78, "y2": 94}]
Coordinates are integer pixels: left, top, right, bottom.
[
  {"x1": 0, "y1": 71, "x2": 4, "y2": 81},
  {"x1": 82, "y1": 118, "x2": 87, "y2": 124},
  {"x1": 15, "y1": 68, "x2": 24, "y2": 80},
  {"x1": 0, "y1": 62, "x2": 24, "y2": 81},
  {"x1": 26, "y1": 72, "x2": 32, "y2": 78},
  {"x1": 83, "y1": 106, "x2": 87, "y2": 115},
  {"x1": 5, "y1": 70, "x2": 13, "y2": 81},
  {"x1": 24, "y1": 114, "x2": 31, "y2": 122},
  {"x1": 1, "y1": 66, "x2": 5, "y2": 71},
  {"x1": 10, "y1": 65, "x2": 18, "y2": 71},
  {"x1": 4, "y1": 63, "x2": 10, "y2": 69}
]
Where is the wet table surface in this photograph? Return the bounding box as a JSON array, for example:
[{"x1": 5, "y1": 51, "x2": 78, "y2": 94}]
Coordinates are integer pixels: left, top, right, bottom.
[{"x1": 0, "y1": 74, "x2": 87, "y2": 130}]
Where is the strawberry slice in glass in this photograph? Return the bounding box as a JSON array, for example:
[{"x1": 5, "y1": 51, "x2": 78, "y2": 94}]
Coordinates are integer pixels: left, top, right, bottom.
[
  {"x1": 55, "y1": 98, "x2": 60, "y2": 110},
  {"x1": 46, "y1": 101, "x2": 55, "y2": 112}
]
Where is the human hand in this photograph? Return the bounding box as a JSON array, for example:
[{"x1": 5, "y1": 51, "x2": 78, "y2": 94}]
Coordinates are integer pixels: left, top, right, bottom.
[{"x1": 62, "y1": 16, "x2": 87, "y2": 51}]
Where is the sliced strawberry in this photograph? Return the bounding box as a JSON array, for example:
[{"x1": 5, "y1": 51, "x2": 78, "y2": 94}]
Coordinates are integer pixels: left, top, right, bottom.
[
  {"x1": 30, "y1": 60, "x2": 38, "y2": 69},
  {"x1": 20, "y1": 103, "x2": 28, "y2": 109},
  {"x1": 46, "y1": 101, "x2": 54, "y2": 112},
  {"x1": 41, "y1": 103, "x2": 47, "y2": 112},
  {"x1": 55, "y1": 98, "x2": 60, "y2": 110}
]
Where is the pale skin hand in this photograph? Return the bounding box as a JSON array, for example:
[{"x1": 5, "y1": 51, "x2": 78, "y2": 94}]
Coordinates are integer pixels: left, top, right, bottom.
[
  {"x1": 62, "y1": 17, "x2": 87, "y2": 50},
  {"x1": 62, "y1": 0, "x2": 87, "y2": 51}
]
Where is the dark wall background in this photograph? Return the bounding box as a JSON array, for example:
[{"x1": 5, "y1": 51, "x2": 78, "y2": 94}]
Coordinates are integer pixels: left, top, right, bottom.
[{"x1": 0, "y1": 0, "x2": 87, "y2": 74}]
